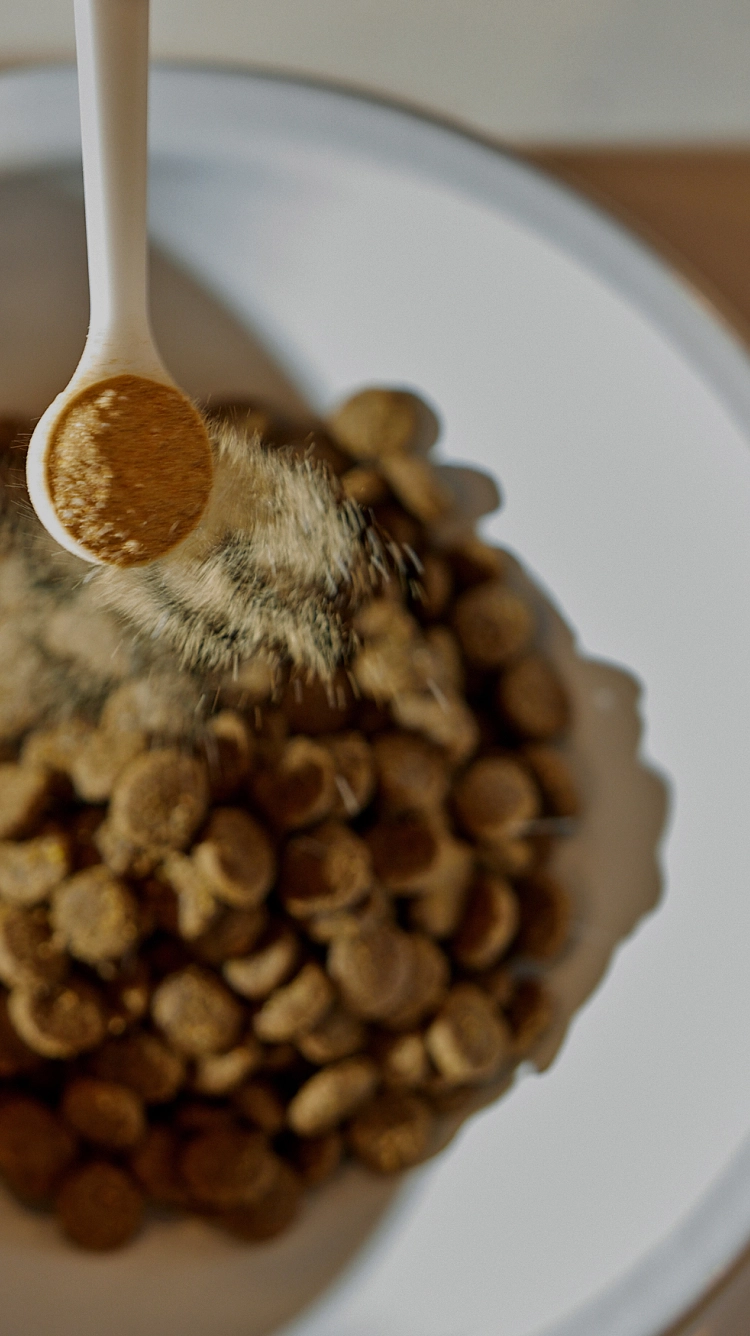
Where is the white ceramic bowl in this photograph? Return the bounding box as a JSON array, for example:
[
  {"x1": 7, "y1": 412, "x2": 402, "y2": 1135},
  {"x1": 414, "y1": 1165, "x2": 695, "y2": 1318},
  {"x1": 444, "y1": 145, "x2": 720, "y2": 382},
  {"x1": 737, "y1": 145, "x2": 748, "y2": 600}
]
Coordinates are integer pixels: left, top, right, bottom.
[{"x1": 1, "y1": 65, "x2": 750, "y2": 1336}]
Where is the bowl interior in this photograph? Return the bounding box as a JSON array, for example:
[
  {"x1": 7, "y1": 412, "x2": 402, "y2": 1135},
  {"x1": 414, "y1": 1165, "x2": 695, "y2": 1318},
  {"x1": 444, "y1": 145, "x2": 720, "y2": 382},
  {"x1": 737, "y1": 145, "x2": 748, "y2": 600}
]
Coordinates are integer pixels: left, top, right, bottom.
[{"x1": 1, "y1": 66, "x2": 750, "y2": 1336}]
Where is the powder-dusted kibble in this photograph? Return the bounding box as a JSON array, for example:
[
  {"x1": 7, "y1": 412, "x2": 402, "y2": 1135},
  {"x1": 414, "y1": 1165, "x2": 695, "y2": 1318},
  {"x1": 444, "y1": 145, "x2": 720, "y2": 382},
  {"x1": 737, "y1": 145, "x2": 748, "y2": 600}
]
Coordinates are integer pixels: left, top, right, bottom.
[
  {"x1": 0, "y1": 385, "x2": 579, "y2": 1254},
  {"x1": 46, "y1": 374, "x2": 213, "y2": 567}
]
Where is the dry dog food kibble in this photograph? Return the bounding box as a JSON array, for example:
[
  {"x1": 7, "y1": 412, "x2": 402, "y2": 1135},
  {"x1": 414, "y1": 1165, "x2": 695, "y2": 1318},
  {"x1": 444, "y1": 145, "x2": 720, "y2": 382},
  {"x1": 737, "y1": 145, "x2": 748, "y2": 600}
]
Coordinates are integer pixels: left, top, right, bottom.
[
  {"x1": 56, "y1": 1161, "x2": 144, "y2": 1250},
  {"x1": 61, "y1": 1078, "x2": 146, "y2": 1149},
  {"x1": 51, "y1": 866, "x2": 140, "y2": 966},
  {"x1": 287, "y1": 1057, "x2": 380, "y2": 1136},
  {"x1": 89, "y1": 1031, "x2": 186, "y2": 1103},
  {"x1": 180, "y1": 1127, "x2": 278, "y2": 1208},
  {"x1": 8, "y1": 978, "x2": 107, "y2": 1059},
  {"x1": 217, "y1": 1159, "x2": 302, "y2": 1241},
  {"x1": 0, "y1": 386, "x2": 579, "y2": 1250},
  {"x1": 151, "y1": 966, "x2": 243, "y2": 1057},
  {"x1": 347, "y1": 1091, "x2": 433, "y2": 1173},
  {"x1": 0, "y1": 1097, "x2": 77, "y2": 1201}
]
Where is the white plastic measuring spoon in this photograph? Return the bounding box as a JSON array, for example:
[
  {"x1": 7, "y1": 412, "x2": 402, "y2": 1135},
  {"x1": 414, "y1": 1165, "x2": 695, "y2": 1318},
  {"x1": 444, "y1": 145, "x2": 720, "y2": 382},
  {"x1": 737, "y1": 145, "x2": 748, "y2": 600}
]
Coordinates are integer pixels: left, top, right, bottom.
[{"x1": 26, "y1": 0, "x2": 213, "y2": 568}]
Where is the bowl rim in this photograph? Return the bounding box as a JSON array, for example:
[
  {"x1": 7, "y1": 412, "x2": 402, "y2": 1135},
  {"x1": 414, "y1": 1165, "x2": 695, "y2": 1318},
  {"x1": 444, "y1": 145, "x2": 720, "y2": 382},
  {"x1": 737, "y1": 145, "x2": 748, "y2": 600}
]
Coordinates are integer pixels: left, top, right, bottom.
[{"x1": 0, "y1": 61, "x2": 749, "y2": 1336}]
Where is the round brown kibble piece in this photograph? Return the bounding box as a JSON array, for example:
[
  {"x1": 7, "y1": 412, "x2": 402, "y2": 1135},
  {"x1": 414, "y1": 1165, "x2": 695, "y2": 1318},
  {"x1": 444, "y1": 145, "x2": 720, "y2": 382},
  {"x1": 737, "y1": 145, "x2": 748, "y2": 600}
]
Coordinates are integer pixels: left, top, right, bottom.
[
  {"x1": 253, "y1": 962, "x2": 334, "y2": 1044},
  {"x1": 193, "y1": 808, "x2": 275, "y2": 909},
  {"x1": 372, "y1": 732, "x2": 449, "y2": 813},
  {"x1": 192, "y1": 905, "x2": 268, "y2": 966},
  {"x1": 69, "y1": 726, "x2": 147, "y2": 804},
  {"x1": 287, "y1": 1056, "x2": 379, "y2": 1136},
  {"x1": 193, "y1": 1043, "x2": 262, "y2": 1096},
  {"x1": 0, "y1": 1097, "x2": 77, "y2": 1201},
  {"x1": 352, "y1": 633, "x2": 420, "y2": 703},
  {"x1": 328, "y1": 925, "x2": 414, "y2": 1021},
  {"x1": 89, "y1": 1031, "x2": 186, "y2": 1104},
  {"x1": 453, "y1": 756, "x2": 539, "y2": 843},
  {"x1": 297, "y1": 1004, "x2": 366, "y2": 1065},
  {"x1": 366, "y1": 811, "x2": 454, "y2": 894},
  {"x1": 348, "y1": 1091, "x2": 432, "y2": 1174},
  {"x1": 252, "y1": 737, "x2": 337, "y2": 831},
  {"x1": 322, "y1": 732, "x2": 376, "y2": 819},
  {"x1": 452, "y1": 581, "x2": 533, "y2": 670},
  {"x1": 381, "y1": 934, "x2": 449, "y2": 1031},
  {"x1": 51, "y1": 866, "x2": 140, "y2": 966},
  {"x1": 62, "y1": 1078, "x2": 146, "y2": 1150},
  {"x1": 496, "y1": 654, "x2": 570, "y2": 741},
  {"x1": 280, "y1": 821, "x2": 372, "y2": 919},
  {"x1": 180, "y1": 1127, "x2": 277, "y2": 1209},
  {"x1": 223, "y1": 924, "x2": 299, "y2": 1000},
  {"x1": 130, "y1": 1125, "x2": 188, "y2": 1207},
  {"x1": 514, "y1": 872, "x2": 571, "y2": 961},
  {"x1": 8, "y1": 979, "x2": 106, "y2": 1058},
  {"x1": 522, "y1": 744, "x2": 580, "y2": 818},
  {"x1": 452, "y1": 875, "x2": 519, "y2": 972},
  {"x1": 381, "y1": 453, "x2": 451, "y2": 524},
  {"x1": 151, "y1": 966, "x2": 244, "y2": 1057},
  {"x1": 99, "y1": 673, "x2": 202, "y2": 741},
  {"x1": 289, "y1": 1130, "x2": 343, "y2": 1186},
  {"x1": 425, "y1": 984, "x2": 511, "y2": 1084},
  {"x1": 0, "y1": 903, "x2": 67, "y2": 988},
  {"x1": 108, "y1": 748, "x2": 209, "y2": 852},
  {"x1": 218, "y1": 1159, "x2": 301, "y2": 1242},
  {"x1": 56, "y1": 1161, "x2": 144, "y2": 1250},
  {"x1": 328, "y1": 388, "x2": 420, "y2": 461}
]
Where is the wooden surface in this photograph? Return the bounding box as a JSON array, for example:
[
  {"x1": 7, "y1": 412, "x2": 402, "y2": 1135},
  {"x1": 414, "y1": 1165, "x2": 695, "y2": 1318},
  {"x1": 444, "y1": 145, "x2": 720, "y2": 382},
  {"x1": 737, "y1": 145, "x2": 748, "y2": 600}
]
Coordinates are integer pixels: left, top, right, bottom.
[
  {"x1": 528, "y1": 145, "x2": 750, "y2": 1336},
  {"x1": 528, "y1": 148, "x2": 750, "y2": 344}
]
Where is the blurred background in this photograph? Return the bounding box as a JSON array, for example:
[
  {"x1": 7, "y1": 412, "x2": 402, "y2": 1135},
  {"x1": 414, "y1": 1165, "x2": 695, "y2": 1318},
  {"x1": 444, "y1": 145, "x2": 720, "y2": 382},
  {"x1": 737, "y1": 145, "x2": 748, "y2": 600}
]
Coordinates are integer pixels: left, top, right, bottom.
[
  {"x1": 1, "y1": 0, "x2": 750, "y2": 143},
  {"x1": 5, "y1": 1, "x2": 750, "y2": 336}
]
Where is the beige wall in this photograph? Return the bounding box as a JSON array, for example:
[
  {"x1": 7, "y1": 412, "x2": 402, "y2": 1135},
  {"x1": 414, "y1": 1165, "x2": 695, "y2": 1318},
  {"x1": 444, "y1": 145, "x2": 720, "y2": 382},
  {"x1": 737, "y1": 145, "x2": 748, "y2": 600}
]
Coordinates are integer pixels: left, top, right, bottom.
[{"x1": 1, "y1": 0, "x2": 749, "y2": 143}]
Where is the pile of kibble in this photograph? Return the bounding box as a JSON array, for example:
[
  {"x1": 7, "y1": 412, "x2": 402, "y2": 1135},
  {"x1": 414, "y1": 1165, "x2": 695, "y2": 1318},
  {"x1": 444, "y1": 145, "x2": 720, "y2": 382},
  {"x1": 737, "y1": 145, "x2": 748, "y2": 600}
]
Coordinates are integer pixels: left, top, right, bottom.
[{"x1": 0, "y1": 389, "x2": 577, "y2": 1250}]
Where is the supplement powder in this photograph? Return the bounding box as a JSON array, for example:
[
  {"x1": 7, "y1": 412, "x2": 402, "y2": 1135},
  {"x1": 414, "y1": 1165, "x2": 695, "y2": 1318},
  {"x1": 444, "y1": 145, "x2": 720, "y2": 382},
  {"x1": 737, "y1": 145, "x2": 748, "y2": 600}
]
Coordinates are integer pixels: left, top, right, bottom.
[{"x1": 46, "y1": 374, "x2": 213, "y2": 566}]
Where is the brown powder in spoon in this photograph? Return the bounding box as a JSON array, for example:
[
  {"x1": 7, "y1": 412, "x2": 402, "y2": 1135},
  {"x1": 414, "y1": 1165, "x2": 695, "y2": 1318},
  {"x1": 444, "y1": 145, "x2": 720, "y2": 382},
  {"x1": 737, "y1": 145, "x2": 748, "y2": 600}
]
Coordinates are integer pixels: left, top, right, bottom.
[{"x1": 46, "y1": 373, "x2": 213, "y2": 567}]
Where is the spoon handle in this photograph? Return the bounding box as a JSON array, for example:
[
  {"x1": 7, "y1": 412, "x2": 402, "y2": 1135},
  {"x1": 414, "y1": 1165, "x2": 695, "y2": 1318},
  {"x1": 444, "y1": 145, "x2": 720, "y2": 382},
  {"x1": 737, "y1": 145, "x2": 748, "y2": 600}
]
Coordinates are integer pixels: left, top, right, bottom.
[{"x1": 74, "y1": 0, "x2": 163, "y2": 374}]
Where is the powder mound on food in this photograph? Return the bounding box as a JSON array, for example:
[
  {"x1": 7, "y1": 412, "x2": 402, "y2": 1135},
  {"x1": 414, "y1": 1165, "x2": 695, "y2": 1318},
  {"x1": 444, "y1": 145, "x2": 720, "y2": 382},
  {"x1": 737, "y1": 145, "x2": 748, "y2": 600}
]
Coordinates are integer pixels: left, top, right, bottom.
[{"x1": 46, "y1": 374, "x2": 213, "y2": 567}]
